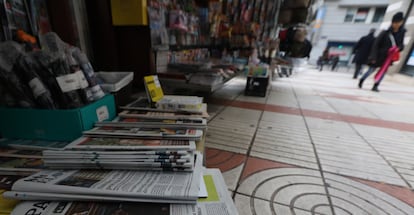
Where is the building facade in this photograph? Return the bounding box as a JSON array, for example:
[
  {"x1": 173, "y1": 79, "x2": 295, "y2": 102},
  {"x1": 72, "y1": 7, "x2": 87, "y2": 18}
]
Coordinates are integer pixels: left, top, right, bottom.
[
  {"x1": 309, "y1": 0, "x2": 388, "y2": 65},
  {"x1": 309, "y1": 0, "x2": 414, "y2": 80}
]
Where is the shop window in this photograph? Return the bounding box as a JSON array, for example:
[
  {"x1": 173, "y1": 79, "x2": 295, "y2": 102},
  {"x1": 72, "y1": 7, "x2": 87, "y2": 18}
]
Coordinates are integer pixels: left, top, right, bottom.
[
  {"x1": 354, "y1": 8, "x2": 369, "y2": 23},
  {"x1": 372, "y1": 7, "x2": 386, "y2": 23},
  {"x1": 344, "y1": 8, "x2": 355, "y2": 22},
  {"x1": 344, "y1": 7, "x2": 385, "y2": 23}
]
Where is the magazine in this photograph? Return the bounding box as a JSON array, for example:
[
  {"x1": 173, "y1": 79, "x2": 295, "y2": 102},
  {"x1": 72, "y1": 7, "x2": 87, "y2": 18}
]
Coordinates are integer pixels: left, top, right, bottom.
[
  {"x1": 83, "y1": 127, "x2": 203, "y2": 141},
  {"x1": 9, "y1": 168, "x2": 239, "y2": 215},
  {"x1": 0, "y1": 148, "x2": 42, "y2": 159},
  {"x1": 143, "y1": 75, "x2": 205, "y2": 112},
  {"x1": 63, "y1": 137, "x2": 196, "y2": 151},
  {"x1": 0, "y1": 174, "x2": 26, "y2": 215},
  {"x1": 0, "y1": 156, "x2": 43, "y2": 174},
  {"x1": 0, "y1": 138, "x2": 69, "y2": 151},
  {"x1": 119, "y1": 109, "x2": 210, "y2": 120},
  {"x1": 4, "y1": 152, "x2": 203, "y2": 204},
  {"x1": 144, "y1": 75, "x2": 164, "y2": 103},
  {"x1": 95, "y1": 116, "x2": 207, "y2": 129}
]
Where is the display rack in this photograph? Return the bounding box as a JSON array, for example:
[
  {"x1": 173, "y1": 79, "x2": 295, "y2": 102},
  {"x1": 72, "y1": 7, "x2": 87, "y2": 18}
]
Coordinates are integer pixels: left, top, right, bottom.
[{"x1": 147, "y1": 0, "x2": 281, "y2": 93}]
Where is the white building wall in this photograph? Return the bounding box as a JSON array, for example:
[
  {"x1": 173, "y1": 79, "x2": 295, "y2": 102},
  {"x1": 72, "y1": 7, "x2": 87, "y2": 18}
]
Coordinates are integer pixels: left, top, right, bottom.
[{"x1": 309, "y1": 0, "x2": 388, "y2": 64}]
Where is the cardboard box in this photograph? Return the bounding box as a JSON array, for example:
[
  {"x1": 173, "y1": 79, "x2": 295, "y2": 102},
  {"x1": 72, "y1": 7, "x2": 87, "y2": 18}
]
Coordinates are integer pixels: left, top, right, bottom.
[{"x1": 0, "y1": 95, "x2": 116, "y2": 141}]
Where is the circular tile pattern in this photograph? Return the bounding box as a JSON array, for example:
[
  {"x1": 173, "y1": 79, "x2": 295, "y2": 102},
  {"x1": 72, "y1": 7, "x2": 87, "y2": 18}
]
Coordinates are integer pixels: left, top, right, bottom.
[{"x1": 236, "y1": 168, "x2": 414, "y2": 215}]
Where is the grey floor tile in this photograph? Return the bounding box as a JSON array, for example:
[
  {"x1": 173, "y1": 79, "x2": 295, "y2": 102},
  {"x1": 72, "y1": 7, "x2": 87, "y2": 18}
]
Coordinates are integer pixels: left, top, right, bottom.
[
  {"x1": 324, "y1": 172, "x2": 414, "y2": 214},
  {"x1": 214, "y1": 107, "x2": 262, "y2": 124},
  {"x1": 234, "y1": 194, "x2": 328, "y2": 215},
  {"x1": 223, "y1": 164, "x2": 244, "y2": 191},
  {"x1": 206, "y1": 116, "x2": 257, "y2": 154}
]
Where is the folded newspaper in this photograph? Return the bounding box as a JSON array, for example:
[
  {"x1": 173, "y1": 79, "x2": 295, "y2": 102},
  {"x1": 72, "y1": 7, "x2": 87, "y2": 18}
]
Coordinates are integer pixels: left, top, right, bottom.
[
  {"x1": 4, "y1": 152, "x2": 203, "y2": 204},
  {"x1": 43, "y1": 151, "x2": 195, "y2": 171},
  {"x1": 95, "y1": 116, "x2": 207, "y2": 129},
  {"x1": 83, "y1": 127, "x2": 203, "y2": 141},
  {"x1": 119, "y1": 109, "x2": 210, "y2": 120},
  {"x1": 121, "y1": 97, "x2": 208, "y2": 115},
  {"x1": 9, "y1": 168, "x2": 239, "y2": 215},
  {"x1": 62, "y1": 137, "x2": 197, "y2": 151},
  {"x1": 41, "y1": 137, "x2": 197, "y2": 171}
]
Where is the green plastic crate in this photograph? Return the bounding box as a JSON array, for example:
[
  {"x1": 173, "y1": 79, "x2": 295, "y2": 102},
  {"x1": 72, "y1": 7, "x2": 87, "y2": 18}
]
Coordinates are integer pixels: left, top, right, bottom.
[{"x1": 0, "y1": 94, "x2": 116, "y2": 141}]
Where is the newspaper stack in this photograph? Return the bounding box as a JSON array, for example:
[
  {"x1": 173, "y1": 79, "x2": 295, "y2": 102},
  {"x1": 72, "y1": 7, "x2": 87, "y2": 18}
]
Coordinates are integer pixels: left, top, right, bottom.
[
  {"x1": 42, "y1": 137, "x2": 197, "y2": 172},
  {"x1": 3, "y1": 152, "x2": 203, "y2": 204},
  {"x1": 95, "y1": 116, "x2": 208, "y2": 130},
  {"x1": 0, "y1": 138, "x2": 70, "y2": 176},
  {"x1": 82, "y1": 126, "x2": 203, "y2": 141},
  {"x1": 143, "y1": 75, "x2": 205, "y2": 113},
  {"x1": 0, "y1": 142, "x2": 45, "y2": 175},
  {"x1": 7, "y1": 168, "x2": 239, "y2": 215},
  {"x1": 156, "y1": 95, "x2": 204, "y2": 112}
]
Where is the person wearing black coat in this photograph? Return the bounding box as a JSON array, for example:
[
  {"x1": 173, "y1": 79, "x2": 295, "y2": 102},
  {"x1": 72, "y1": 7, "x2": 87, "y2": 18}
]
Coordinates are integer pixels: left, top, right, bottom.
[
  {"x1": 352, "y1": 28, "x2": 376, "y2": 79},
  {"x1": 359, "y1": 12, "x2": 406, "y2": 92}
]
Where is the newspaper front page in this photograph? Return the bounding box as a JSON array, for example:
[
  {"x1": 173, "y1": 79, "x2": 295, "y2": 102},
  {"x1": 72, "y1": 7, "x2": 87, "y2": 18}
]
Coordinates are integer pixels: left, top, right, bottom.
[
  {"x1": 5, "y1": 153, "x2": 203, "y2": 204},
  {"x1": 10, "y1": 168, "x2": 238, "y2": 215}
]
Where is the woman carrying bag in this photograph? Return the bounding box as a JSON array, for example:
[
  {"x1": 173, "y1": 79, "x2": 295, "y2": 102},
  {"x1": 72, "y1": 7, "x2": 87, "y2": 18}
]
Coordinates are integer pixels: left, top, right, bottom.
[{"x1": 358, "y1": 12, "x2": 406, "y2": 92}]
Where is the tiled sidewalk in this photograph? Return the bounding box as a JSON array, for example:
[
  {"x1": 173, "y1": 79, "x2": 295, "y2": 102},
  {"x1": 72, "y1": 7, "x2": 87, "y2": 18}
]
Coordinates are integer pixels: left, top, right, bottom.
[{"x1": 205, "y1": 67, "x2": 414, "y2": 215}]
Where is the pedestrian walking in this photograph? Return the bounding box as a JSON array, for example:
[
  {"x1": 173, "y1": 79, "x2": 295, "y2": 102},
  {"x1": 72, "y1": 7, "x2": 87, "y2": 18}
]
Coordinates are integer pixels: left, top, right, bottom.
[
  {"x1": 317, "y1": 47, "x2": 330, "y2": 71},
  {"x1": 352, "y1": 28, "x2": 376, "y2": 79},
  {"x1": 358, "y1": 12, "x2": 406, "y2": 92}
]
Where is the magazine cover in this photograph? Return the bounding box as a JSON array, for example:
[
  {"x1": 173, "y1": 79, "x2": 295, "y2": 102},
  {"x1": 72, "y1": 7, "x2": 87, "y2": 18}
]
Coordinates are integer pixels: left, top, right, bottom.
[
  {"x1": 63, "y1": 137, "x2": 196, "y2": 151},
  {"x1": 0, "y1": 156, "x2": 43, "y2": 174},
  {"x1": 0, "y1": 148, "x2": 42, "y2": 158},
  {"x1": 27, "y1": 0, "x2": 51, "y2": 35},
  {"x1": 144, "y1": 75, "x2": 164, "y2": 103},
  {"x1": 4, "y1": 152, "x2": 203, "y2": 204},
  {"x1": 0, "y1": 174, "x2": 25, "y2": 215},
  {"x1": 0, "y1": 138, "x2": 69, "y2": 150}
]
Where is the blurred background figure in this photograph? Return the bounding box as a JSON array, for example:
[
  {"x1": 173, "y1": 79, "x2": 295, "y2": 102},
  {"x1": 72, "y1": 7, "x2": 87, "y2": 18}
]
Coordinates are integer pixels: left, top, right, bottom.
[
  {"x1": 352, "y1": 28, "x2": 376, "y2": 79},
  {"x1": 317, "y1": 47, "x2": 330, "y2": 71}
]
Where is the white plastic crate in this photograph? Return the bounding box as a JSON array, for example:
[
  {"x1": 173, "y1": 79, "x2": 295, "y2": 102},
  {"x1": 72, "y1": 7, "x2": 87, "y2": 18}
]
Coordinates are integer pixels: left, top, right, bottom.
[{"x1": 96, "y1": 72, "x2": 134, "y2": 92}]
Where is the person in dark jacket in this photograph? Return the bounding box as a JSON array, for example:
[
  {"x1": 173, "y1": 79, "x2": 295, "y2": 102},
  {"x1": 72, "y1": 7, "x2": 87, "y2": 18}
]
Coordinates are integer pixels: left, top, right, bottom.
[
  {"x1": 352, "y1": 28, "x2": 376, "y2": 79},
  {"x1": 317, "y1": 47, "x2": 330, "y2": 71},
  {"x1": 359, "y1": 12, "x2": 406, "y2": 92}
]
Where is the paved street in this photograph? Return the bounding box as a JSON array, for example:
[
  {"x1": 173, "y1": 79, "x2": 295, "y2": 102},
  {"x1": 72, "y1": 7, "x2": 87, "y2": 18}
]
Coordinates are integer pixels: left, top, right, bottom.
[{"x1": 205, "y1": 66, "x2": 414, "y2": 215}]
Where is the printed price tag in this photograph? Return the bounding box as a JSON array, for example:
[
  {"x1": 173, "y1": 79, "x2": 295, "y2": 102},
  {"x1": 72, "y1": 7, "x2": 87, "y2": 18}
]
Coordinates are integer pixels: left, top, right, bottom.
[
  {"x1": 56, "y1": 74, "x2": 79, "y2": 92},
  {"x1": 96, "y1": 106, "x2": 109, "y2": 122}
]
